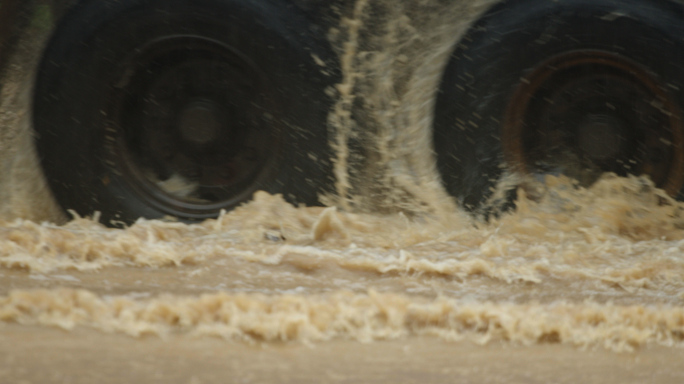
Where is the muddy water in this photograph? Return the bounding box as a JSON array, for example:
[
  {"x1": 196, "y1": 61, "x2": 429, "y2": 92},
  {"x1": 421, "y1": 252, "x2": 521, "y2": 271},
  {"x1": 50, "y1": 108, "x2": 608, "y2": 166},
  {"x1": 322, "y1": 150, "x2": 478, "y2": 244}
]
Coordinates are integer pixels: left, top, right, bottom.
[
  {"x1": 2, "y1": 176, "x2": 684, "y2": 355},
  {"x1": 2, "y1": 0, "x2": 684, "y2": 381}
]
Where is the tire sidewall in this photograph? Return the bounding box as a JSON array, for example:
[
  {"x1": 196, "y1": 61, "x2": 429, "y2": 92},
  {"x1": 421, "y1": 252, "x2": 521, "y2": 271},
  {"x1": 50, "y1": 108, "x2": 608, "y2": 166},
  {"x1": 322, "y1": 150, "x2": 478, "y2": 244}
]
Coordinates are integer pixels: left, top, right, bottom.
[{"x1": 34, "y1": 0, "x2": 336, "y2": 224}]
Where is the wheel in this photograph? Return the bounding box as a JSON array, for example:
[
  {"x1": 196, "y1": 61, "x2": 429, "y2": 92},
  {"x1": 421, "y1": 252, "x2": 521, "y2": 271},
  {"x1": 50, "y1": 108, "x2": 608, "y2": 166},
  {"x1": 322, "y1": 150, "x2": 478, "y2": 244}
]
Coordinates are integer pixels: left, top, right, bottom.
[
  {"x1": 433, "y1": 0, "x2": 684, "y2": 212},
  {"x1": 33, "y1": 0, "x2": 337, "y2": 226}
]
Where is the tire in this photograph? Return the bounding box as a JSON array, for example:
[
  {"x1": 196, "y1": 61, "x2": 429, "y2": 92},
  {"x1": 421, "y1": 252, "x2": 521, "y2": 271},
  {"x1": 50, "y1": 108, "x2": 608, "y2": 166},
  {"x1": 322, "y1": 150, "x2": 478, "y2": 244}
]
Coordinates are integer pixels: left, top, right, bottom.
[
  {"x1": 33, "y1": 0, "x2": 337, "y2": 226},
  {"x1": 433, "y1": 0, "x2": 684, "y2": 213}
]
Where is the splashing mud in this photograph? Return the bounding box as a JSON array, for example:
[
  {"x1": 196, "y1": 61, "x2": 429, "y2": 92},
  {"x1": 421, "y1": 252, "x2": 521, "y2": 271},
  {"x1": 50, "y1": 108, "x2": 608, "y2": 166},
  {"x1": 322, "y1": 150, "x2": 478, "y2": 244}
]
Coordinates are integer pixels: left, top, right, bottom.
[
  {"x1": 324, "y1": 0, "x2": 498, "y2": 213},
  {"x1": 2, "y1": 177, "x2": 684, "y2": 352}
]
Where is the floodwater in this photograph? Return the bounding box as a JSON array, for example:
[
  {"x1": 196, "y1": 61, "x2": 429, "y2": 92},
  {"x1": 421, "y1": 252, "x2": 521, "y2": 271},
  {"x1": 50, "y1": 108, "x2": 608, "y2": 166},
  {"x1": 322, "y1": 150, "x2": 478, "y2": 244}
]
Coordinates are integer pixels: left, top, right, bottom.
[
  {"x1": 2, "y1": 0, "x2": 684, "y2": 382},
  {"x1": 2, "y1": 176, "x2": 684, "y2": 382}
]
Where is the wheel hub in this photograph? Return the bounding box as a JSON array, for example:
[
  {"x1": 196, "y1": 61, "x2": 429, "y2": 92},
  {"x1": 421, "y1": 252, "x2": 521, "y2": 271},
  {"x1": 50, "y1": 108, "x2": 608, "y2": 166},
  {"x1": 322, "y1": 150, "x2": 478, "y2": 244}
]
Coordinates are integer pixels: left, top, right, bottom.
[
  {"x1": 177, "y1": 100, "x2": 225, "y2": 146},
  {"x1": 110, "y1": 35, "x2": 277, "y2": 212},
  {"x1": 503, "y1": 50, "x2": 684, "y2": 193}
]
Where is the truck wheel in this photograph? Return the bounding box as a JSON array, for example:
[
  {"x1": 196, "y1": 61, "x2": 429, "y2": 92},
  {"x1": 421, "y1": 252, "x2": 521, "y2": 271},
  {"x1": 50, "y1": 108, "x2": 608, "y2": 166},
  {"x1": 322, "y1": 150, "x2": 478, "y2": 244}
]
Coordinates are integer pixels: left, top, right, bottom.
[
  {"x1": 433, "y1": 0, "x2": 684, "y2": 212},
  {"x1": 33, "y1": 0, "x2": 337, "y2": 226}
]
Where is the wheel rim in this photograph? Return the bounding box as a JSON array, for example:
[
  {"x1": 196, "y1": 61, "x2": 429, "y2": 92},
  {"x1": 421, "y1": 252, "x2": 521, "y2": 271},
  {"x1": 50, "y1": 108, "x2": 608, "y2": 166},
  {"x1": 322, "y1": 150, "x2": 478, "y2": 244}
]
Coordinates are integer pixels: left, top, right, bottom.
[
  {"x1": 105, "y1": 35, "x2": 279, "y2": 217},
  {"x1": 503, "y1": 50, "x2": 684, "y2": 193}
]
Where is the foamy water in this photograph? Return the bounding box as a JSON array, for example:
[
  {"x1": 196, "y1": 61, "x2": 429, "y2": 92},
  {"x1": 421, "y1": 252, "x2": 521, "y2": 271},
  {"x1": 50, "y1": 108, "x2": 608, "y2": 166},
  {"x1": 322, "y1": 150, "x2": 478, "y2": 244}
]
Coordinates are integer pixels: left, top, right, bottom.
[{"x1": 2, "y1": 176, "x2": 684, "y2": 352}]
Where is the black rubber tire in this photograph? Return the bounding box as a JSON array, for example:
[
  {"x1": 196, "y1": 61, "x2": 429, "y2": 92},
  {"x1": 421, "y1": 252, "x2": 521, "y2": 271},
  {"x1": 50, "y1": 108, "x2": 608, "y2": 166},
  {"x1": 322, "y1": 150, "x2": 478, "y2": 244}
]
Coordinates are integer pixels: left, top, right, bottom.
[
  {"x1": 433, "y1": 0, "x2": 684, "y2": 213},
  {"x1": 34, "y1": 0, "x2": 338, "y2": 226}
]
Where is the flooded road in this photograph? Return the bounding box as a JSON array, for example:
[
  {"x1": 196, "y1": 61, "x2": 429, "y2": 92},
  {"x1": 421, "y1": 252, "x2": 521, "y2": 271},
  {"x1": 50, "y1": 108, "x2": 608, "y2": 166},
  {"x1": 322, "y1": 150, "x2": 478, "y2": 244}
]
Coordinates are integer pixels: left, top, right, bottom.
[
  {"x1": 2, "y1": 176, "x2": 684, "y2": 382},
  {"x1": 4, "y1": 326, "x2": 684, "y2": 384},
  {"x1": 3, "y1": 0, "x2": 684, "y2": 381}
]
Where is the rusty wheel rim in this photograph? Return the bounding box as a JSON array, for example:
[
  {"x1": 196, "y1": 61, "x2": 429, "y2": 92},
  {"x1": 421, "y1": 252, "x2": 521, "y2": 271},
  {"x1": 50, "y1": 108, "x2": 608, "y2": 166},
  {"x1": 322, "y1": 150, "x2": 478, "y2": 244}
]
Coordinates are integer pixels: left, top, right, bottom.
[{"x1": 503, "y1": 50, "x2": 684, "y2": 195}]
